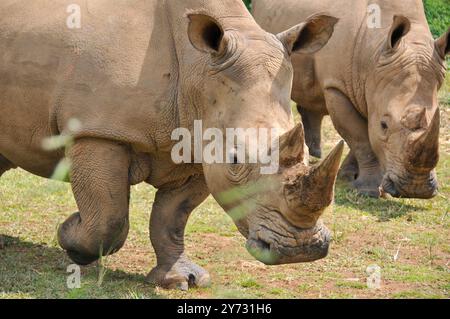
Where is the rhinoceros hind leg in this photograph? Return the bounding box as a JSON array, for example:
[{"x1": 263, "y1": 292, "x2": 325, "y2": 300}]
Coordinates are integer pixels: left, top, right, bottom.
[
  {"x1": 146, "y1": 175, "x2": 210, "y2": 290},
  {"x1": 298, "y1": 106, "x2": 324, "y2": 158},
  {"x1": 338, "y1": 151, "x2": 359, "y2": 182},
  {"x1": 57, "y1": 138, "x2": 131, "y2": 265}
]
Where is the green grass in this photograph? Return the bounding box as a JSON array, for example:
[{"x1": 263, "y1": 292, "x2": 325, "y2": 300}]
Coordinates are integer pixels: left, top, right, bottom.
[
  {"x1": 392, "y1": 290, "x2": 443, "y2": 299},
  {"x1": 440, "y1": 68, "x2": 450, "y2": 106},
  {"x1": 335, "y1": 280, "x2": 367, "y2": 290},
  {"x1": 239, "y1": 276, "x2": 262, "y2": 289}
]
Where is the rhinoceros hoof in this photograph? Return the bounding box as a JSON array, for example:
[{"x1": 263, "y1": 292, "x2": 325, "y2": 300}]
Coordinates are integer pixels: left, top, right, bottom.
[
  {"x1": 146, "y1": 258, "x2": 211, "y2": 291},
  {"x1": 309, "y1": 147, "x2": 322, "y2": 159},
  {"x1": 352, "y1": 178, "x2": 381, "y2": 198}
]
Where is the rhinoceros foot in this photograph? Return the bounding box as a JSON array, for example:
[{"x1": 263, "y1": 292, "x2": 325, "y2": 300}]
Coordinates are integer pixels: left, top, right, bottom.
[
  {"x1": 146, "y1": 256, "x2": 211, "y2": 291},
  {"x1": 352, "y1": 176, "x2": 382, "y2": 198},
  {"x1": 337, "y1": 152, "x2": 382, "y2": 197}
]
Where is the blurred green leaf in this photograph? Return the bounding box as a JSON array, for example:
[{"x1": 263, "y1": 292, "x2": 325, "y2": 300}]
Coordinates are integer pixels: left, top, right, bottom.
[
  {"x1": 243, "y1": 0, "x2": 252, "y2": 11},
  {"x1": 423, "y1": 0, "x2": 450, "y2": 38}
]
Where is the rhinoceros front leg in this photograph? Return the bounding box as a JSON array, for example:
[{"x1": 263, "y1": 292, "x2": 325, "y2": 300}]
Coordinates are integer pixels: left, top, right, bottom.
[
  {"x1": 298, "y1": 106, "x2": 325, "y2": 158},
  {"x1": 57, "y1": 138, "x2": 131, "y2": 265},
  {"x1": 146, "y1": 175, "x2": 210, "y2": 290},
  {"x1": 0, "y1": 155, "x2": 16, "y2": 177},
  {"x1": 0, "y1": 155, "x2": 16, "y2": 249},
  {"x1": 325, "y1": 88, "x2": 382, "y2": 197}
]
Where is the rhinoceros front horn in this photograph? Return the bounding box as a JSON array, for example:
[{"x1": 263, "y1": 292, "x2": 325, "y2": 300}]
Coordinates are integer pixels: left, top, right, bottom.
[
  {"x1": 284, "y1": 140, "x2": 344, "y2": 214},
  {"x1": 409, "y1": 110, "x2": 440, "y2": 170}
]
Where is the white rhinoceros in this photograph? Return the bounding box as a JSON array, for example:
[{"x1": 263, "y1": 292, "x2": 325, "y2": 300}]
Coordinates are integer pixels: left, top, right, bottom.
[
  {"x1": 0, "y1": 0, "x2": 342, "y2": 289},
  {"x1": 254, "y1": 0, "x2": 449, "y2": 198}
]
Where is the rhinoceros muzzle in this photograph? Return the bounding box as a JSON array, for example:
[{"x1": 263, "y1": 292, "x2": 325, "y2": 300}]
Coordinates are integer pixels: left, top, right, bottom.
[
  {"x1": 382, "y1": 110, "x2": 440, "y2": 199},
  {"x1": 381, "y1": 171, "x2": 438, "y2": 199},
  {"x1": 245, "y1": 221, "x2": 331, "y2": 265},
  {"x1": 241, "y1": 137, "x2": 343, "y2": 265}
]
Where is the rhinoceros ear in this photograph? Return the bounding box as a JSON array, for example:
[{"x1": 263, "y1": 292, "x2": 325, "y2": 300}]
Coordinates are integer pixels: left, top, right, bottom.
[
  {"x1": 187, "y1": 14, "x2": 225, "y2": 54},
  {"x1": 435, "y1": 27, "x2": 450, "y2": 58},
  {"x1": 277, "y1": 14, "x2": 338, "y2": 55},
  {"x1": 385, "y1": 15, "x2": 411, "y2": 51}
]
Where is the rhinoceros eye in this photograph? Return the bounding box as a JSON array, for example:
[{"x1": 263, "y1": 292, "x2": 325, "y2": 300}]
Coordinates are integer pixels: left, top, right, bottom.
[{"x1": 381, "y1": 121, "x2": 388, "y2": 131}]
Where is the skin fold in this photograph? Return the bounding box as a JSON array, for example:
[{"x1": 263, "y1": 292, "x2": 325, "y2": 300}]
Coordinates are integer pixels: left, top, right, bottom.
[
  {"x1": 0, "y1": 0, "x2": 343, "y2": 290},
  {"x1": 253, "y1": 0, "x2": 449, "y2": 198}
]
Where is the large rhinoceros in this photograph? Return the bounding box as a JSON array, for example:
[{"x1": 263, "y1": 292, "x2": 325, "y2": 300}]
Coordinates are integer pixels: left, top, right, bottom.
[
  {"x1": 253, "y1": 0, "x2": 449, "y2": 198},
  {"x1": 0, "y1": 0, "x2": 341, "y2": 289}
]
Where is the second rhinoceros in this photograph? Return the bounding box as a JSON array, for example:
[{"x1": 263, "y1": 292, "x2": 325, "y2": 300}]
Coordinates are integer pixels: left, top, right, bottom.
[
  {"x1": 0, "y1": 0, "x2": 341, "y2": 289},
  {"x1": 254, "y1": 0, "x2": 449, "y2": 198}
]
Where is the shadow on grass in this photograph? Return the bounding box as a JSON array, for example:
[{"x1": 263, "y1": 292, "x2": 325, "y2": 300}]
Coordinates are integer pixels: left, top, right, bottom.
[
  {"x1": 334, "y1": 182, "x2": 421, "y2": 221},
  {"x1": 0, "y1": 235, "x2": 161, "y2": 299}
]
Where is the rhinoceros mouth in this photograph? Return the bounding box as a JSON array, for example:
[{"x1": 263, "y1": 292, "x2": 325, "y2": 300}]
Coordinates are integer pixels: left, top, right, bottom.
[
  {"x1": 245, "y1": 219, "x2": 331, "y2": 265},
  {"x1": 381, "y1": 172, "x2": 438, "y2": 199}
]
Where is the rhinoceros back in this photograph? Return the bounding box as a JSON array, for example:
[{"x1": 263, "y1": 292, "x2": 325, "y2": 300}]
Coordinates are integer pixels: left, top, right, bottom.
[
  {"x1": 253, "y1": 0, "x2": 431, "y2": 114},
  {"x1": 0, "y1": 0, "x2": 173, "y2": 177}
]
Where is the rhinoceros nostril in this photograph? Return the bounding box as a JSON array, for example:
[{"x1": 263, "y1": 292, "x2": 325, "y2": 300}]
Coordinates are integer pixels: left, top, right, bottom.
[
  {"x1": 245, "y1": 237, "x2": 279, "y2": 265},
  {"x1": 188, "y1": 274, "x2": 196, "y2": 286},
  {"x1": 381, "y1": 175, "x2": 400, "y2": 198},
  {"x1": 257, "y1": 239, "x2": 271, "y2": 251}
]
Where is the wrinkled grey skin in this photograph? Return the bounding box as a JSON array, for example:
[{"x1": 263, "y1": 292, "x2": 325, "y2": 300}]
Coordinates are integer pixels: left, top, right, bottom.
[
  {"x1": 254, "y1": 0, "x2": 449, "y2": 198},
  {"x1": 0, "y1": 0, "x2": 342, "y2": 290}
]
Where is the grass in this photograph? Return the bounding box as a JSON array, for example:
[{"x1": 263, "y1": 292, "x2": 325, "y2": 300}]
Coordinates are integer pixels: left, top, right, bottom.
[{"x1": 0, "y1": 82, "x2": 449, "y2": 299}]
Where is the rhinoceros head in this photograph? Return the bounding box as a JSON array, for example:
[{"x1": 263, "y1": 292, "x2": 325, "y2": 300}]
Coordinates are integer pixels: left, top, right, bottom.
[
  {"x1": 186, "y1": 13, "x2": 343, "y2": 264},
  {"x1": 366, "y1": 15, "x2": 449, "y2": 199}
]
